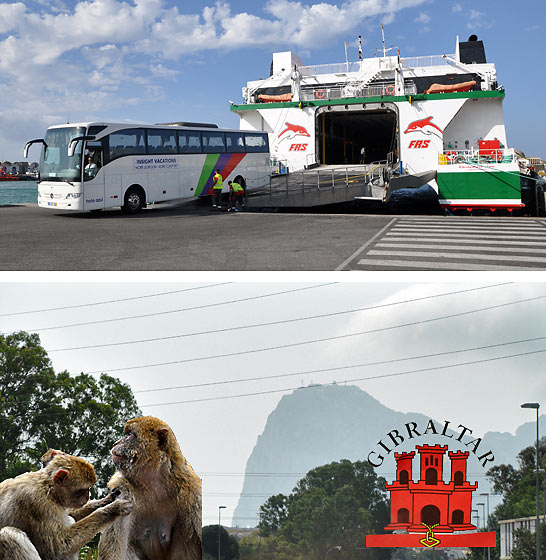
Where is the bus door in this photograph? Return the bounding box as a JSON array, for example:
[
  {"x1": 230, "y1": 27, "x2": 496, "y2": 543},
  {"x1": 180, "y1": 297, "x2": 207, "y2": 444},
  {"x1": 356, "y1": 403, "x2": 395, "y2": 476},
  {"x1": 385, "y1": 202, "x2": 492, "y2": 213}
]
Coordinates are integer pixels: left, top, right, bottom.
[{"x1": 83, "y1": 141, "x2": 105, "y2": 209}]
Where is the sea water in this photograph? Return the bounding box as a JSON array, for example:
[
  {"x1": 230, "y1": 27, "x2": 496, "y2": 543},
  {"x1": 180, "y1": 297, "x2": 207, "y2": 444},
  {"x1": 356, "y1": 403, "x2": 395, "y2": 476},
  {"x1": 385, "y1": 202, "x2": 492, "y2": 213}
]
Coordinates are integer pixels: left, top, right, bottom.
[{"x1": 0, "y1": 180, "x2": 38, "y2": 206}]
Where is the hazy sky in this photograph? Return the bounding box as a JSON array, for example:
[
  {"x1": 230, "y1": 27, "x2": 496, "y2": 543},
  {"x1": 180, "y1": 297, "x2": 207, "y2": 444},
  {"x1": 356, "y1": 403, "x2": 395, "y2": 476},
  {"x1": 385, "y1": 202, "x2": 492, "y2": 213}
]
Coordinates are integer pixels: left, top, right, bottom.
[
  {"x1": 1, "y1": 0, "x2": 544, "y2": 161},
  {"x1": 1, "y1": 280, "x2": 545, "y2": 526}
]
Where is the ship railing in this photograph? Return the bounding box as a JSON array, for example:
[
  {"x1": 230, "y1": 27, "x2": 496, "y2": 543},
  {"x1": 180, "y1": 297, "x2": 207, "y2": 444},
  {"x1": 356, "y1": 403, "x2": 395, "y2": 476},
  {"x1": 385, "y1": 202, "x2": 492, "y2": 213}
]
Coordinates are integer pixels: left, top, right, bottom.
[
  {"x1": 269, "y1": 163, "x2": 390, "y2": 198},
  {"x1": 300, "y1": 81, "x2": 416, "y2": 102},
  {"x1": 270, "y1": 156, "x2": 290, "y2": 175},
  {"x1": 299, "y1": 61, "x2": 364, "y2": 76},
  {"x1": 438, "y1": 148, "x2": 516, "y2": 166},
  {"x1": 299, "y1": 57, "x2": 398, "y2": 76},
  {"x1": 401, "y1": 54, "x2": 455, "y2": 68}
]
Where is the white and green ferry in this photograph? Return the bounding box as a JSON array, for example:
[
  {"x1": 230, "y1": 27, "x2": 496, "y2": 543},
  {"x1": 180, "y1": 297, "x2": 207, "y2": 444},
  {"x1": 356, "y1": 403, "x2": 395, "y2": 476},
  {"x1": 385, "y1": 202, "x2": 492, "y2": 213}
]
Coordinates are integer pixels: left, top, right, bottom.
[{"x1": 231, "y1": 35, "x2": 523, "y2": 211}]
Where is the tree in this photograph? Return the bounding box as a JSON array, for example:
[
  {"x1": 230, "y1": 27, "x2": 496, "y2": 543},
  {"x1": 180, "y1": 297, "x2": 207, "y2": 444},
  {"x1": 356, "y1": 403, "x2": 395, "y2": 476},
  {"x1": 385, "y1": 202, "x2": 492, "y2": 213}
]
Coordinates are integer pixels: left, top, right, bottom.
[
  {"x1": 242, "y1": 459, "x2": 390, "y2": 560},
  {"x1": 487, "y1": 438, "x2": 546, "y2": 521},
  {"x1": 0, "y1": 331, "x2": 141, "y2": 491},
  {"x1": 511, "y1": 525, "x2": 546, "y2": 560},
  {"x1": 202, "y1": 525, "x2": 239, "y2": 560},
  {"x1": 465, "y1": 438, "x2": 546, "y2": 560}
]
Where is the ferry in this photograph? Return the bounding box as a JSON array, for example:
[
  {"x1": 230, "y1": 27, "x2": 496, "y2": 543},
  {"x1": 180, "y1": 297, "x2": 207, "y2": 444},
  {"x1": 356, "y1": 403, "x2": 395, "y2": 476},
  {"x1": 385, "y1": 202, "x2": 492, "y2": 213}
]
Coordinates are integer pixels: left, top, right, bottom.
[
  {"x1": 231, "y1": 34, "x2": 525, "y2": 212},
  {"x1": 0, "y1": 168, "x2": 20, "y2": 181}
]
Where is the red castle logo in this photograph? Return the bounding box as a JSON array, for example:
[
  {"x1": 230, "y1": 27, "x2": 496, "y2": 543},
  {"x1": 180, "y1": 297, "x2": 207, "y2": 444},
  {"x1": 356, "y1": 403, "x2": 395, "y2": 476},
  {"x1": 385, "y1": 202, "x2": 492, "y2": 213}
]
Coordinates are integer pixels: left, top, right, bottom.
[
  {"x1": 366, "y1": 443, "x2": 496, "y2": 549},
  {"x1": 385, "y1": 445, "x2": 477, "y2": 534}
]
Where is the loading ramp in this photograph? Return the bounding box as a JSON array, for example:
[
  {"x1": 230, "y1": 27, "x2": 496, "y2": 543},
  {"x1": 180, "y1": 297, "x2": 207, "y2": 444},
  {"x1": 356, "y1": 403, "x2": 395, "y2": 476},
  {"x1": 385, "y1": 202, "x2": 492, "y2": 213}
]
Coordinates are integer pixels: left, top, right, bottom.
[{"x1": 246, "y1": 163, "x2": 393, "y2": 208}]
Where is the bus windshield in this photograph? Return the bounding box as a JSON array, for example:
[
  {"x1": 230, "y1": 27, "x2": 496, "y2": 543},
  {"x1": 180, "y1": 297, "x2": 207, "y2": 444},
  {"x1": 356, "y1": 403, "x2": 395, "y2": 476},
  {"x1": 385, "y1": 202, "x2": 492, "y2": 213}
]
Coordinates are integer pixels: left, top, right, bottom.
[{"x1": 40, "y1": 126, "x2": 85, "y2": 182}]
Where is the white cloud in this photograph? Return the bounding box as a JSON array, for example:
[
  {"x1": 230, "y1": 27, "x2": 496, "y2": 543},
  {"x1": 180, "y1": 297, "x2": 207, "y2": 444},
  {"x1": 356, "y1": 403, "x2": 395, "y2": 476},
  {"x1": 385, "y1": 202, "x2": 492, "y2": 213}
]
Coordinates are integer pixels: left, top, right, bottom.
[
  {"x1": 452, "y1": 3, "x2": 463, "y2": 13},
  {"x1": 466, "y1": 9, "x2": 492, "y2": 30},
  {"x1": 0, "y1": 0, "x2": 431, "y2": 160},
  {"x1": 414, "y1": 12, "x2": 431, "y2": 24}
]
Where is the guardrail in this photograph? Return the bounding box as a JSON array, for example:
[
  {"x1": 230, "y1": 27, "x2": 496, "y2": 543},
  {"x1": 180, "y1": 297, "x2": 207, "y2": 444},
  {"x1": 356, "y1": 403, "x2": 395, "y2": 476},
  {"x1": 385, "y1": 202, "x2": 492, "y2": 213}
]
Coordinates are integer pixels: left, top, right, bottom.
[
  {"x1": 300, "y1": 82, "x2": 416, "y2": 102},
  {"x1": 270, "y1": 162, "x2": 392, "y2": 197},
  {"x1": 438, "y1": 148, "x2": 516, "y2": 166},
  {"x1": 401, "y1": 55, "x2": 455, "y2": 68},
  {"x1": 298, "y1": 54, "x2": 455, "y2": 77}
]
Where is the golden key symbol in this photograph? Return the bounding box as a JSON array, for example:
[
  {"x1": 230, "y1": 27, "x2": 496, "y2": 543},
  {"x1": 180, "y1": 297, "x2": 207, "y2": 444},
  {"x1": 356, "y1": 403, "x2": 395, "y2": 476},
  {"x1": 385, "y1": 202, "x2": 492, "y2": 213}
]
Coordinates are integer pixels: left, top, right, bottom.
[{"x1": 420, "y1": 523, "x2": 441, "y2": 548}]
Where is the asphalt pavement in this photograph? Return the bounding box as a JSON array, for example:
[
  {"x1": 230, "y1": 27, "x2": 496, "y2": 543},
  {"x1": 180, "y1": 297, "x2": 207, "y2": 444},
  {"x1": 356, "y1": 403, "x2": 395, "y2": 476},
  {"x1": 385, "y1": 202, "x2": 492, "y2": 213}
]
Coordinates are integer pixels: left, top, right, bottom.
[{"x1": 0, "y1": 201, "x2": 394, "y2": 271}]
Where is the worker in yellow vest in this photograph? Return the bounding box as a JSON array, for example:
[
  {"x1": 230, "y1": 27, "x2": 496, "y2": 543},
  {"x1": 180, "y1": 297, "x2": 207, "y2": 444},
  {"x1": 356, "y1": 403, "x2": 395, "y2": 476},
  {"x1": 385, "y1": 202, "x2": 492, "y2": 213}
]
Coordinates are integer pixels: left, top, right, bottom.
[
  {"x1": 211, "y1": 169, "x2": 223, "y2": 209},
  {"x1": 228, "y1": 181, "x2": 245, "y2": 212}
]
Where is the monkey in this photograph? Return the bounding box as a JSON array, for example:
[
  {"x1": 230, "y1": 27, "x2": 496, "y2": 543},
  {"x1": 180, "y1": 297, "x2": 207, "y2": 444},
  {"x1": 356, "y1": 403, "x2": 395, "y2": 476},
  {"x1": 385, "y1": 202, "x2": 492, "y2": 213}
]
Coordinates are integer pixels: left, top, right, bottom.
[
  {"x1": 0, "y1": 451, "x2": 133, "y2": 560},
  {"x1": 0, "y1": 527, "x2": 41, "y2": 560},
  {"x1": 40, "y1": 449, "x2": 121, "y2": 521},
  {"x1": 98, "y1": 416, "x2": 202, "y2": 560}
]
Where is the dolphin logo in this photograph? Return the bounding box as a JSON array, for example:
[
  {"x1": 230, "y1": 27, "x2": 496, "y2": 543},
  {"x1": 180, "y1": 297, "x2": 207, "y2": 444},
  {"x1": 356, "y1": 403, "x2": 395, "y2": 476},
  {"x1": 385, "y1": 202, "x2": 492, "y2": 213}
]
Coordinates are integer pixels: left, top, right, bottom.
[
  {"x1": 404, "y1": 116, "x2": 443, "y2": 135},
  {"x1": 278, "y1": 122, "x2": 310, "y2": 142}
]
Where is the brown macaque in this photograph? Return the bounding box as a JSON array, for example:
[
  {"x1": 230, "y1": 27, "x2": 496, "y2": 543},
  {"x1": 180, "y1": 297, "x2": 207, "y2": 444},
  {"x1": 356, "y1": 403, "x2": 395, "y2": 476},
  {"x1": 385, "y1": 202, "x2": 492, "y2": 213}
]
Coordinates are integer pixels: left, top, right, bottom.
[
  {"x1": 0, "y1": 452, "x2": 133, "y2": 560},
  {"x1": 0, "y1": 527, "x2": 41, "y2": 560},
  {"x1": 40, "y1": 449, "x2": 122, "y2": 521},
  {"x1": 98, "y1": 416, "x2": 202, "y2": 560}
]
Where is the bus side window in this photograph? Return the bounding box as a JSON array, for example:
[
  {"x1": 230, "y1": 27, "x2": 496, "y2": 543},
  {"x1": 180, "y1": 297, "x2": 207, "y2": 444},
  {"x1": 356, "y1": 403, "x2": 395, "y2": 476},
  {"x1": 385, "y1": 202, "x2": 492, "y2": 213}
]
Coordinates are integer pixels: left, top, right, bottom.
[
  {"x1": 108, "y1": 128, "x2": 146, "y2": 160},
  {"x1": 179, "y1": 131, "x2": 202, "y2": 154},
  {"x1": 147, "y1": 129, "x2": 177, "y2": 155},
  {"x1": 202, "y1": 131, "x2": 226, "y2": 153},
  {"x1": 244, "y1": 133, "x2": 269, "y2": 153},
  {"x1": 226, "y1": 132, "x2": 245, "y2": 153}
]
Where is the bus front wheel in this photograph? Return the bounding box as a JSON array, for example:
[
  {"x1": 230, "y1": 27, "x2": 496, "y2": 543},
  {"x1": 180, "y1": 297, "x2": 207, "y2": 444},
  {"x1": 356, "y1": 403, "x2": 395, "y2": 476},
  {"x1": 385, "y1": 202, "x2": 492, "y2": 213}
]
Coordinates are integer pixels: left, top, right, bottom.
[{"x1": 122, "y1": 187, "x2": 145, "y2": 214}]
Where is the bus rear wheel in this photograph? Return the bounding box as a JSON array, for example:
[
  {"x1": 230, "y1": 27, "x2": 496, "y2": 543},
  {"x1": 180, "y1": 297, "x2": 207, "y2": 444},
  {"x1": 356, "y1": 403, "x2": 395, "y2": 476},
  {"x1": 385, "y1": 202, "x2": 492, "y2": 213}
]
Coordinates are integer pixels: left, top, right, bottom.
[{"x1": 122, "y1": 187, "x2": 145, "y2": 214}]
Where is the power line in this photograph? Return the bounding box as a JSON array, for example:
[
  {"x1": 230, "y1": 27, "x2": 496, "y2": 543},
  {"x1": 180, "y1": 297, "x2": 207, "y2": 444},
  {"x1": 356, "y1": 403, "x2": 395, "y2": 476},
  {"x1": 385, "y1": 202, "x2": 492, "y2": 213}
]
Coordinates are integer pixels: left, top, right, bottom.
[
  {"x1": 26, "y1": 282, "x2": 336, "y2": 330},
  {"x1": 138, "y1": 346, "x2": 546, "y2": 408},
  {"x1": 132, "y1": 334, "x2": 546, "y2": 394},
  {"x1": 6, "y1": 343, "x2": 543, "y2": 420},
  {"x1": 0, "y1": 284, "x2": 230, "y2": 317},
  {"x1": 80, "y1": 293, "x2": 546, "y2": 374},
  {"x1": 25, "y1": 282, "x2": 507, "y2": 334}
]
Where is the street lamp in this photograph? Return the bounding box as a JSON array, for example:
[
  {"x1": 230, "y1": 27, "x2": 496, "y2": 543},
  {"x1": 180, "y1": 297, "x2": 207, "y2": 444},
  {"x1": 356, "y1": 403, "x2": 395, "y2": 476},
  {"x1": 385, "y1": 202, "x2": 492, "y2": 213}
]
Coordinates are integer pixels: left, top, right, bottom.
[
  {"x1": 477, "y1": 502, "x2": 486, "y2": 530},
  {"x1": 480, "y1": 492, "x2": 492, "y2": 560},
  {"x1": 522, "y1": 402, "x2": 540, "y2": 560},
  {"x1": 472, "y1": 509, "x2": 479, "y2": 530},
  {"x1": 218, "y1": 505, "x2": 227, "y2": 560},
  {"x1": 325, "y1": 545, "x2": 341, "y2": 559},
  {"x1": 477, "y1": 502, "x2": 486, "y2": 560},
  {"x1": 538, "y1": 469, "x2": 546, "y2": 519}
]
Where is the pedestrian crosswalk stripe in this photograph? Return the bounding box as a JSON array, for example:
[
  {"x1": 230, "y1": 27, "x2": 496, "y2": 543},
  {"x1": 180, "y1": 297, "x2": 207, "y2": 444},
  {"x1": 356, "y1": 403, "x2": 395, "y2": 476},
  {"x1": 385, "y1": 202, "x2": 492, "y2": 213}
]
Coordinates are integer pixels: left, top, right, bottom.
[
  {"x1": 375, "y1": 243, "x2": 546, "y2": 254},
  {"x1": 355, "y1": 259, "x2": 536, "y2": 271},
  {"x1": 382, "y1": 237, "x2": 546, "y2": 246},
  {"x1": 367, "y1": 249, "x2": 546, "y2": 264}
]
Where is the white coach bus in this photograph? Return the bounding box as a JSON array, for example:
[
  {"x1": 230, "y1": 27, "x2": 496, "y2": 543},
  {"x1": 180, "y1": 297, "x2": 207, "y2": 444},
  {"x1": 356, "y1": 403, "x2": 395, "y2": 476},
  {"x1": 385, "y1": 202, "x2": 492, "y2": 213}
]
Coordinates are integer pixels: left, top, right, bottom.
[{"x1": 24, "y1": 122, "x2": 270, "y2": 212}]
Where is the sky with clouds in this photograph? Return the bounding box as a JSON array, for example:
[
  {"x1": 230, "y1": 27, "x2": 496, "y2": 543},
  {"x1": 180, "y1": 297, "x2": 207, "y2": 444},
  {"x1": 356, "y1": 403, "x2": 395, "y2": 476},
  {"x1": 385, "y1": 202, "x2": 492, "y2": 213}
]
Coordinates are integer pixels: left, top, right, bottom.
[
  {"x1": 1, "y1": 280, "x2": 545, "y2": 526},
  {"x1": 0, "y1": 0, "x2": 544, "y2": 162}
]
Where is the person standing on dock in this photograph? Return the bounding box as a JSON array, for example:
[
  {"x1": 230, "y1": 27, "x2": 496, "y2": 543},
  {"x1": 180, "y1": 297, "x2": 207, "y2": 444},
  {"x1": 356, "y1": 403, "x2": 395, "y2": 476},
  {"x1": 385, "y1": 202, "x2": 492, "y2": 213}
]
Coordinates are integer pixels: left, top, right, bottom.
[
  {"x1": 360, "y1": 146, "x2": 366, "y2": 164},
  {"x1": 211, "y1": 169, "x2": 223, "y2": 209}
]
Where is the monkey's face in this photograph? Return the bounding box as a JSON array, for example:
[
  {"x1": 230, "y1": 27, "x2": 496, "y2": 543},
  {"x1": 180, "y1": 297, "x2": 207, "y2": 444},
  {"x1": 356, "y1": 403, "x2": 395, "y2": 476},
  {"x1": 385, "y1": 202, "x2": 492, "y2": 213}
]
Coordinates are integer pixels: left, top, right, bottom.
[
  {"x1": 52, "y1": 468, "x2": 92, "y2": 508},
  {"x1": 111, "y1": 417, "x2": 171, "y2": 476},
  {"x1": 111, "y1": 425, "x2": 140, "y2": 473}
]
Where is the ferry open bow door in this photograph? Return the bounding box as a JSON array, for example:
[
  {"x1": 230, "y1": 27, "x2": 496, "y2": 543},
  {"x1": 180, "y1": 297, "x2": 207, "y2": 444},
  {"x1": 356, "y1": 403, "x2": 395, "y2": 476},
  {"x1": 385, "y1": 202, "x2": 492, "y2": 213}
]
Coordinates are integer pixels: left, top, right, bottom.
[{"x1": 316, "y1": 103, "x2": 399, "y2": 166}]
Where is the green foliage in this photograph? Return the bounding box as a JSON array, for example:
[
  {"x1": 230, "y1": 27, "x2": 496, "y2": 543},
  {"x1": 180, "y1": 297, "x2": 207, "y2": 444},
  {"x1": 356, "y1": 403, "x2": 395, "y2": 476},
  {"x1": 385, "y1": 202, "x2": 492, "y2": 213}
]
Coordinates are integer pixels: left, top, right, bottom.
[
  {"x1": 487, "y1": 437, "x2": 546, "y2": 521},
  {"x1": 202, "y1": 525, "x2": 239, "y2": 560},
  {"x1": 79, "y1": 546, "x2": 98, "y2": 560},
  {"x1": 0, "y1": 331, "x2": 141, "y2": 493},
  {"x1": 241, "y1": 459, "x2": 389, "y2": 560},
  {"x1": 511, "y1": 525, "x2": 546, "y2": 560}
]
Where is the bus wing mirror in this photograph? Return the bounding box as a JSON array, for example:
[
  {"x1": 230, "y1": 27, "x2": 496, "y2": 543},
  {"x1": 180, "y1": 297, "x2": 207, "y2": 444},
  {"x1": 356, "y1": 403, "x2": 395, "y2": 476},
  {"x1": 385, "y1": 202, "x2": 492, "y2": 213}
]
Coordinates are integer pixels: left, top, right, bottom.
[
  {"x1": 24, "y1": 139, "x2": 47, "y2": 159},
  {"x1": 67, "y1": 135, "x2": 96, "y2": 158}
]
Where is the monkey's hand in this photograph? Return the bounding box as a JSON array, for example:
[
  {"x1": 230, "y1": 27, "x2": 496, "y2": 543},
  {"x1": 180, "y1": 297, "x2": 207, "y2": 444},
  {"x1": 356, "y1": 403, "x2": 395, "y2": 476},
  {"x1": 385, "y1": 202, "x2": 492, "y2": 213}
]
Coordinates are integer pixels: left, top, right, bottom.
[
  {"x1": 101, "y1": 488, "x2": 121, "y2": 505},
  {"x1": 102, "y1": 498, "x2": 133, "y2": 518}
]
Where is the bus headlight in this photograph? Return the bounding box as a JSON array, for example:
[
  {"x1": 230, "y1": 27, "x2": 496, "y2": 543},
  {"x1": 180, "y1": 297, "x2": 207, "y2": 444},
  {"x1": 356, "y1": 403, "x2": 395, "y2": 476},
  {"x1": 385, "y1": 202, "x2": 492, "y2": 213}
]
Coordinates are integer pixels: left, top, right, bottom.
[{"x1": 65, "y1": 193, "x2": 82, "y2": 199}]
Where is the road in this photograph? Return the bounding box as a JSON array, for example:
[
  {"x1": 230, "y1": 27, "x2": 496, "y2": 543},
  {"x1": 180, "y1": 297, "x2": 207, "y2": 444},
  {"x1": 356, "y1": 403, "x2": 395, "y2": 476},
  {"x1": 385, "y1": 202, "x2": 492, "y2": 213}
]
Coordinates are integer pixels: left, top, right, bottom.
[
  {"x1": 1, "y1": 203, "x2": 545, "y2": 271},
  {"x1": 343, "y1": 216, "x2": 546, "y2": 270}
]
